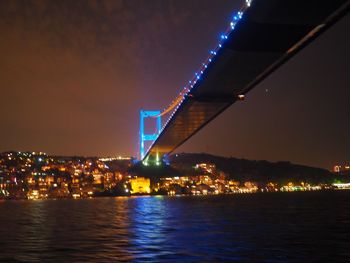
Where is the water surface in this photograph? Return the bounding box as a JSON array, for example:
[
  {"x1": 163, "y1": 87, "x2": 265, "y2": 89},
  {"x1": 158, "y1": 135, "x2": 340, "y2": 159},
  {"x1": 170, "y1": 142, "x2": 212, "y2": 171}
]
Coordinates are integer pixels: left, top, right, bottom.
[{"x1": 0, "y1": 191, "x2": 349, "y2": 262}]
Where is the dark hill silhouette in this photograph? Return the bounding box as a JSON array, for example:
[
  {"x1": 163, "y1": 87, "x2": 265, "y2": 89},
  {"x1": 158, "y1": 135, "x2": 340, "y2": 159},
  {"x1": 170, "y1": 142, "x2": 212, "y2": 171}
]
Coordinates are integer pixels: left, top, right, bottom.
[{"x1": 169, "y1": 153, "x2": 343, "y2": 185}]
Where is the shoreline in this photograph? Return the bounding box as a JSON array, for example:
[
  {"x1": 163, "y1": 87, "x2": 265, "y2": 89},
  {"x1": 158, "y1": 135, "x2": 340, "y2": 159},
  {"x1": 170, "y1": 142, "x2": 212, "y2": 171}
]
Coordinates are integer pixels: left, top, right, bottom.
[{"x1": 1, "y1": 188, "x2": 349, "y2": 201}]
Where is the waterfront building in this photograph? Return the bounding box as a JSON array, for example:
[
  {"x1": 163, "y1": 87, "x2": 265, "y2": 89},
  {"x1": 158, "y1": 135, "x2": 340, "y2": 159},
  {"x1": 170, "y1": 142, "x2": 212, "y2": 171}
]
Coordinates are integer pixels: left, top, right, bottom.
[{"x1": 130, "y1": 177, "x2": 150, "y2": 194}]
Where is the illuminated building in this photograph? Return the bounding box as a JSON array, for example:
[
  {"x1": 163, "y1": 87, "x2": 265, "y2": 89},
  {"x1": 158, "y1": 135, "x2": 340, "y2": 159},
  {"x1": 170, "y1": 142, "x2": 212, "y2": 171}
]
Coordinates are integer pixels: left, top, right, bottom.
[
  {"x1": 195, "y1": 163, "x2": 216, "y2": 174},
  {"x1": 333, "y1": 183, "x2": 350, "y2": 189},
  {"x1": 334, "y1": 165, "x2": 341, "y2": 173},
  {"x1": 130, "y1": 177, "x2": 151, "y2": 194},
  {"x1": 92, "y1": 170, "x2": 103, "y2": 185},
  {"x1": 333, "y1": 164, "x2": 350, "y2": 174}
]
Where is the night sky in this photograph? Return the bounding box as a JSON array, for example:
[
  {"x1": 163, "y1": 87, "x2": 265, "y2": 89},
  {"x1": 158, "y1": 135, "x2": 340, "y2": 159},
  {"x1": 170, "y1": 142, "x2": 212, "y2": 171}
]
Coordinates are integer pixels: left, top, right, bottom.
[{"x1": 0, "y1": 0, "x2": 349, "y2": 169}]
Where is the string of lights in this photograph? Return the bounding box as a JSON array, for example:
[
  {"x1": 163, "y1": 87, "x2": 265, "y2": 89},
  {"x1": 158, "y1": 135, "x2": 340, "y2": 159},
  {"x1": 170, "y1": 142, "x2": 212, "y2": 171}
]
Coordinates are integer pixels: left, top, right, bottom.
[{"x1": 144, "y1": 0, "x2": 253, "y2": 159}]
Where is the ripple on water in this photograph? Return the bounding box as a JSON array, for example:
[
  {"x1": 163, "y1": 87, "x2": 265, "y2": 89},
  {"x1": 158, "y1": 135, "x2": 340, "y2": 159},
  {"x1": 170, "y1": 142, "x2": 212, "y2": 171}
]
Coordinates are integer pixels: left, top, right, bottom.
[{"x1": 0, "y1": 191, "x2": 349, "y2": 262}]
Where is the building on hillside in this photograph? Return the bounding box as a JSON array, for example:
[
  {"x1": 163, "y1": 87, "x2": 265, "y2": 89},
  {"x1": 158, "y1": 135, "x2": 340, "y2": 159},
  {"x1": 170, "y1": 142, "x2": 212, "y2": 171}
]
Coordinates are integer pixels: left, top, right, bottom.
[{"x1": 130, "y1": 177, "x2": 150, "y2": 194}]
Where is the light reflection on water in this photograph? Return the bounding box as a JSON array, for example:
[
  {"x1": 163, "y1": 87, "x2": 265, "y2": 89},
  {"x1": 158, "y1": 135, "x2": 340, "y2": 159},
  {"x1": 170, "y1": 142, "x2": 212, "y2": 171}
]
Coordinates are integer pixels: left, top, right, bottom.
[{"x1": 0, "y1": 191, "x2": 350, "y2": 262}]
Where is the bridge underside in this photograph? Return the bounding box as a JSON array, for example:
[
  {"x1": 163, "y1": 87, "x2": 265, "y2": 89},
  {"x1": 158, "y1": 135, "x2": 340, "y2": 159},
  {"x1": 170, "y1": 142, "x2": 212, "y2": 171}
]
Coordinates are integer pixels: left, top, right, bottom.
[{"x1": 144, "y1": 0, "x2": 349, "y2": 161}]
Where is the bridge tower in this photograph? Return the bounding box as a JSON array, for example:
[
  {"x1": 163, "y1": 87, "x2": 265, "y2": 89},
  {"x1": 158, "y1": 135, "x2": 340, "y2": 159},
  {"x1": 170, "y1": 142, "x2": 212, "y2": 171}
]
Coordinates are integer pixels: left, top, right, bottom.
[{"x1": 139, "y1": 110, "x2": 161, "y2": 160}]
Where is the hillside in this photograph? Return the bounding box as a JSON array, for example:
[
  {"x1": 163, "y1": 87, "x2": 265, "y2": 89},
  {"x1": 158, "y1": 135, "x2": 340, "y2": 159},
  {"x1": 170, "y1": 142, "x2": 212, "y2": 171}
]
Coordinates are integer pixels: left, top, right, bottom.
[{"x1": 169, "y1": 153, "x2": 345, "y2": 185}]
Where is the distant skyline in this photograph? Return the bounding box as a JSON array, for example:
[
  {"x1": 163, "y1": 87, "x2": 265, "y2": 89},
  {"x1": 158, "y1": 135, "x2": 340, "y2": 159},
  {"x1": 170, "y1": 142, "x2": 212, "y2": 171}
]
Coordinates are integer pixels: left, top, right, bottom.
[{"x1": 0, "y1": 0, "x2": 349, "y2": 169}]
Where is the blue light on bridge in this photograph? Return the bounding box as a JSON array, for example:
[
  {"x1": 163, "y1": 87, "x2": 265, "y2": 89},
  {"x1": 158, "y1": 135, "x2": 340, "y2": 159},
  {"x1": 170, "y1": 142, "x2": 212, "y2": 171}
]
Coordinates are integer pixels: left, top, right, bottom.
[
  {"x1": 140, "y1": 0, "x2": 254, "y2": 159},
  {"x1": 139, "y1": 110, "x2": 161, "y2": 160}
]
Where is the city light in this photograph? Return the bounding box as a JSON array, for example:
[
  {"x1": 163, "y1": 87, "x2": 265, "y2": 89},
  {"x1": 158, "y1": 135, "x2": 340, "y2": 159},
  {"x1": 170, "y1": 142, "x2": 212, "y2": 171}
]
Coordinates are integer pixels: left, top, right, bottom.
[{"x1": 1, "y1": 151, "x2": 345, "y2": 200}]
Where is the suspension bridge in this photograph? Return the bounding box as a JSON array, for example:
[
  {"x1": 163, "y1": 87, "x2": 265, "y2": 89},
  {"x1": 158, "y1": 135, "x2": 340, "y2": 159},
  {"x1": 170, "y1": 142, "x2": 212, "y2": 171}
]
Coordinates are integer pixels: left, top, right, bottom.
[{"x1": 139, "y1": 0, "x2": 349, "y2": 165}]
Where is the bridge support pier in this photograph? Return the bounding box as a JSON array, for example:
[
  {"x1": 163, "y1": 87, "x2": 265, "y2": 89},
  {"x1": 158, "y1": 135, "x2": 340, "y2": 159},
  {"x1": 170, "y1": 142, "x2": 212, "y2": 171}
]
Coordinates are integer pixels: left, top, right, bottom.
[{"x1": 139, "y1": 110, "x2": 161, "y2": 161}]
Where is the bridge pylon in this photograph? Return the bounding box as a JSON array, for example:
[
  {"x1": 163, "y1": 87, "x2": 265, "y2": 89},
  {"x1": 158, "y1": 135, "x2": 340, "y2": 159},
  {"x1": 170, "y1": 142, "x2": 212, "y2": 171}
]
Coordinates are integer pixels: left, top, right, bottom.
[{"x1": 139, "y1": 110, "x2": 161, "y2": 162}]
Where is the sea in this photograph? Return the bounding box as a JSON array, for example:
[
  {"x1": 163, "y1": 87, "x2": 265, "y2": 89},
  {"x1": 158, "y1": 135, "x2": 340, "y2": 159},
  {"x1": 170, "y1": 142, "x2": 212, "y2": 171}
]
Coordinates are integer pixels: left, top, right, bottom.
[{"x1": 0, "y1": 191, "x2": 349, "y2": 262}]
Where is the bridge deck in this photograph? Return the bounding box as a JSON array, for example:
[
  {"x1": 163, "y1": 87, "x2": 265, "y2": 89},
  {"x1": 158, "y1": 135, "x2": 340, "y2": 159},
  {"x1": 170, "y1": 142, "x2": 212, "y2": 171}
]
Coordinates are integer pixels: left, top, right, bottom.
[{"x1": 144, "y1": 0, "x2": 349, "y2": 161}]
